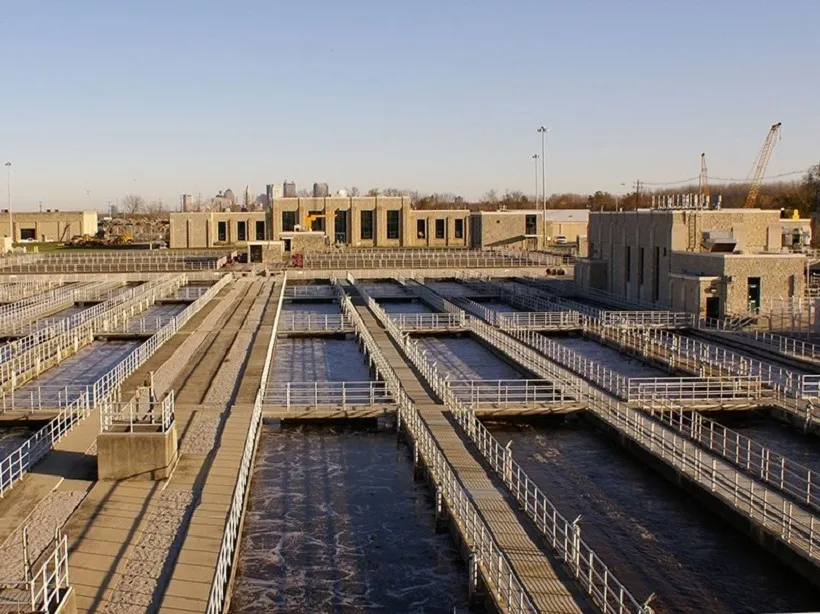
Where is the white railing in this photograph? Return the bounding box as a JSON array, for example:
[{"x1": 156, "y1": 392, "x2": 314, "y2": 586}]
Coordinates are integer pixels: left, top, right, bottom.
[
  {"x1": 277, "y1": 313, "x2": 352, "y2": 332},
  {"x1": 390, "y1": 312, "x2": 465, "y2": 331},
  {"x1": 100, "y1": 389, "x2": 175, "y2": 433},
  {"x1": 336, "y1": 285, "x2": 541, "y2": 614},
  {"x1": 496, "y1": 311, "x2": 581, "y2": 330},
  {"x1": 283, "y1": 285, "x2": 336, "y2": 298},
  {"x1": 0, "y1": 529, "x2": 71, "y2": 613},
  {"x1": 0, "y1": 275, "x2": 186, "y2": 390},
  {"x1": 0, "y1": 280, "x2": 63, "y2": 303},
  {"x1": 705, "y1": 326, "x2": 820, "y2": 362},
  {"x1": 448, "y1": 379, "x2": 577, "y2": 408},
  {"x1": 0, "y1": 385, "x2": 89, "y2": 412},
  {"x1": 264, "y1": 381, "x2": 393, "y2": 408},
  {"x1": 206, "y1": 273, "x2": 286, "y2": 614},
  {"x1": 471, "y1": 320, "x2": 820, "y2": 565},
  {"x1": 626, "y1": 377, "x2": 763, "y2": 402},
  {"x1": 365, "y1": 285, "x2": 648, "y2": 614},
  {"x1": 0, "y1": 274, "x2": 230, "y2": 497},
  {"x1": 648, "y1": 403, "x2": 820, "y2": 513}
]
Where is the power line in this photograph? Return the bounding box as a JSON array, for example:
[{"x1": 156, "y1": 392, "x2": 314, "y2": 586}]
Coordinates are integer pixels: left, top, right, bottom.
[{"x1": 640, "y1": 167, "x2": 811, "y2": 187}]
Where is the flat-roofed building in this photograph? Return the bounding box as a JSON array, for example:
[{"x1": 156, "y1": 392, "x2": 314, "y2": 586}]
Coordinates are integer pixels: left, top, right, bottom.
[
  {"x1": 0, "y1": 210, "x2": 98, "y2": 242},
  {"x1": 579, "y1": 208, "x2": 812, "y2": 317}
]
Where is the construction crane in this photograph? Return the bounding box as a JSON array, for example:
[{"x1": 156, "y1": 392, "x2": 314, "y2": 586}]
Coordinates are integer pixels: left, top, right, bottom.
[
  {"x1": 699, "y1": 153, "x2": 709, "y2": 207},
  {"x1": 744, "y1": 122, "x2": 782, "y2": 208}
]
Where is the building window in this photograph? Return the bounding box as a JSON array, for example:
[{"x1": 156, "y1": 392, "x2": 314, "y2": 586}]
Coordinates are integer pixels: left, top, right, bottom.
[
  {"x1": 334, "y1": 210, "x2": 348, "y2": 243},
  {"x1": 625, "y1": 246, "x2": 631, "y2": 283},
  {"x1": 217, "y1": 221, "x2": 227, "y2": 242},
  {"x1": 454, "y1": 219, "x2": 464, "y2": 239},
  {"x1": 417, "y1": 219, "x2": 426, "y2": 239},
  {"x1": 361, "y1": 210, "x2": 374, "y2": 240},
  {"x1": 282, "y1": 211, "x2": 296, "y2": 232},
  {"x1": 387, "y1": 210, "x2": 400, "y2": 239},
  {"x1": 525, "y1": 214, "x2": 537, "y2": 235},
  {"x1": 639, "y1": 247, "x2": 645, "y2": 285},
  {"x1": 20, "y1": 228, "x2": 36, "y2": 241},
  {"x1": 255, "y1": 220, "x2": 265, "y2": 240},
  {"x1": 435, "y1": 219, "x2": 445, "y2": 239},
  {"x1": 309, "y1": 210, "x2": 324, "y2": 232},
  {"x1": 237, "y1": 221, "x2": 247, "y2": 242}
]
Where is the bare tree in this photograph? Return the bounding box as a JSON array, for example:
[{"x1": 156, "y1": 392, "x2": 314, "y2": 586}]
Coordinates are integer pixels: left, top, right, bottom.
[
  {"x1": 348, "y1": 186, "x2": 360, "y2": 197},
  {"x1": 121, "y1": 194, "x2": 145, "y2": 215},
  {"x1": 296, "y1": 188, "x2": 311, "y2": 197},
  {"x1": 367, "y1": 188, "x2": 380, "y2": 197}
]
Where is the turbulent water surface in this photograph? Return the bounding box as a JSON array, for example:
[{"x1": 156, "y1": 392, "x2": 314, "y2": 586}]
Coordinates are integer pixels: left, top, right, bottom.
[
  {"x1": 488, "y1": 417, "x2": 820, "y2": 613},
  {"x1": 230, "y1": 423, "x2": 477, "y2": 614}
]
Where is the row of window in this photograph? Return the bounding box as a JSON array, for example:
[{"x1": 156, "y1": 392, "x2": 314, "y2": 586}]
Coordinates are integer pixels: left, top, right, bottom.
[
  {"x1": 282, "y1": 210, "x2": 464, "y2": 241},
  {"x1": 216, "y1": 220, "x2": 265, "y2": 242}
]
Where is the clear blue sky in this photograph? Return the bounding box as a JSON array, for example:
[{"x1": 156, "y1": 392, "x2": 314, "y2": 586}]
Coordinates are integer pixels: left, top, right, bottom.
[{"x1": 2, "y1": 0, "x2": 818, "y2": 211}]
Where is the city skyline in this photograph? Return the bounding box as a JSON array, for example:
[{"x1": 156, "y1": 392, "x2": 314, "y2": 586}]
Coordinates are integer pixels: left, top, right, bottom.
[{"x1": 2, "y1": 1, "x2": 819, "y2": 211}]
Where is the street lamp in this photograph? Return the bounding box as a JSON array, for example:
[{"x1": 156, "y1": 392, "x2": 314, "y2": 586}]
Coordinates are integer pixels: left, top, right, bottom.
[
  {"x1": 537, "y1": 126, "x2": 549, "y2": 248},
  {"x1": 531, "y1": 154, "x2": 539, "y2": 204},
  {"x1": 4, "y1": 162, "x2": 11, "y2": 243}
]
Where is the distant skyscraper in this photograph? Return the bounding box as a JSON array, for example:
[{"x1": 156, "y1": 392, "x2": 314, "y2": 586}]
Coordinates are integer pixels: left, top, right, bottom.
[
  {"x1": 266, "y1": 183, "x2": 283, "y2": 202},
  {"x1": 313, "y1": 182, "x2": 329, "y2": 197},
  {"x1": 181, "y1": 194, "x2": 193, "y2": 212},
  {"x1": 244, "y1": 185, "x2": 252, "y2": 208},
  {"x1": 283, "y1": 181, "x2": 297, "y2": 198}
]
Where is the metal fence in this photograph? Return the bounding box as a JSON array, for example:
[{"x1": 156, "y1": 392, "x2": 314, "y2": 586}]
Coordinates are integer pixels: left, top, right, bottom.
[
  {"x1": 100, "y1": 389, "x2": 175, "y2": 433},
  {"x1": 0, "y1": 274, "x2": 230, "y2": 496},
  {"x1": 264, "y1": 381, "x2": 393, "y2": 408},
  {"x1": 0, "y1": 529, "x2": 71, "y2": 612},
  {"x1": 355, "y1": 279, "x2": 648, "y2": 614},
  {"x1": 448, "y1": 379, "x2": 577, "y2": 407},
  {"x1": 283, "y1": 285, "x2": 336, "y2": 299},
  {"x1": 206, "y1": 273, "x2": 286, "y2": 614},
  {"x1": 471, "y1": 320, "x2": 820, "y2": 565},
  {"x1": 390, "y1": 312, "x2": 465, "y2": 331},
  {"x1": 276, "y1": 313, "x2": 352, "y2": 333}
]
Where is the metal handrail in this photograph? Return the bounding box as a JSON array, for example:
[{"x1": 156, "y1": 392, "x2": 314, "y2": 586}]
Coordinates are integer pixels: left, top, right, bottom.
[
  {"x1": 100, "y1": 389, "x2": 175, "y2": 433},
  {"x1": 206, "y1": 273, "x2": 286, "y2": 614},
  {"x1": 264, "y1": 381, "x2": 393, "y2": 408},
  {"x1": 391, "y1": 312, "x2": 464, "y2": 330},
  {"x1": 277, "y1": 313, "x2": 352, "y2": 332},
  {"x1": 448, "y1": 379, "x2": 576, "y2": 407},
  {"x1": 356, "y1": 278, "x2": 647, "y2": 614},
  {"x1": 472, "y1": 320, "x2": 820, "y2": 564}
]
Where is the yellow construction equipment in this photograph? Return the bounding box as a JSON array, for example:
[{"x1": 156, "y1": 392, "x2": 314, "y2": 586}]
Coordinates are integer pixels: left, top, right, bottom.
[
  {"x1": 744, "y1": 122, "x2": 782, "y2": 208},
  {"x1": 303, "y1": 213, "x2": 333, "y2": 231}
]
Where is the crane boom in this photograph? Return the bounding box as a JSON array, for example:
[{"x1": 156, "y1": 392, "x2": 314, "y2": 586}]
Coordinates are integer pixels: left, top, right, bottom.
[{"x1": 744, "y1": 122, "x2": 782, "y2": 208}]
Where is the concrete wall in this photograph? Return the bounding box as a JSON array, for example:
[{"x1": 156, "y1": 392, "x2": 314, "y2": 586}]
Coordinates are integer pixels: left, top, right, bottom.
[
  {"x1": 670, "y1": 252, "x2": 805, "y2": 315},
  {"x1": 472, "y1": 211, "x2": 542, "y2": 250},
  {"x1": 587, "y1": 208, "x2": 811, "y2": 308},
  {"x1": 169, "y1": 212, "x2": 266, "y2": 248},
  {"x1": 0, "y1": 210, "x2": 98, "y2": 242}
]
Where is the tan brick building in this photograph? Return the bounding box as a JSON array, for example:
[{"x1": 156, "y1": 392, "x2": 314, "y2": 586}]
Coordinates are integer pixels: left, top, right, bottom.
[
  {"x1": 579, "y1": 208, "x2": 811, "y2": 317},
  {"x1": 0, "y1": 210, "x2": 98, "y2": 242}
]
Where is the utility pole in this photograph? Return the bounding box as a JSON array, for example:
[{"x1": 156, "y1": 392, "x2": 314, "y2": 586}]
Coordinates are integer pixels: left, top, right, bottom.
[
  {"x1": 4, "y1": 162, "x2": 11, "y2": 242},
  {"x1": 633, "y1": 180, "x2": 643, "y2": 209},
  {"x1": 531, "y1": 154, "x2": 539, "y2": 204},
  {"x1": 537, "y1": 126, "x2": 549, "y2": 248},
  {"x1": 39, "y1": 200, "x2": 42, "y2": 213}
]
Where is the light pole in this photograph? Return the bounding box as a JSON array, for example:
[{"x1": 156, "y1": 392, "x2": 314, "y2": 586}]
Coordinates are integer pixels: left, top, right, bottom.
[
  {"x1": 4, "y1": 162, "x2": 11, "y2": 243},
  {"x1": 531, "y1": 154, "x2": 539, "y2": 204},
  {"x1": 537, "y1": 126, "x2": 549, "y2": 248}
]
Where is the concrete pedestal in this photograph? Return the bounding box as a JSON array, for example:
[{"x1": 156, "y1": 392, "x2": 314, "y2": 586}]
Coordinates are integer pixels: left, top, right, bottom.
[{"x1": 97, "y1": 423, "x2": 178, "y2": 480}]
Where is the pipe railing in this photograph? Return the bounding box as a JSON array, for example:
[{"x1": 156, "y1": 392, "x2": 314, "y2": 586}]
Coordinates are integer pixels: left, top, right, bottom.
[
  {"x1": 390, "y1": 312, "x2": 465, "y2": 331},
  {"x1": 277, "y1": 313, "x2": 352, "y2": 332},
  {"x1": 100, "y1": 389, "x2": 175, "y2": 433},
  {"x1": 647, "y1": 399, "x2": 820, "y2": 513},
  {"x1": 471, "y1": 320, "x2": 820, "y2": 564},
  {"x1": 0, "y1": 529, "x2": 71, "y2": 613},
  {"x1": 448, "y1": 379, "x2": 577, "y2": 407},
  {"x1": 0, "y1": 274, "x2": 230, "y2": 497},
  {"x1": 389, "y1": 323, "x2": 648, "y2": 614},
  {"x1": 335, "y1": 281, "x2": 540, "y2": 614},
  {"x1": 264, "y1": 381, "x2": 393, "y2": 408},
  {"x1": 206, "y1": 273, "x2": 285, "y2": 614}
]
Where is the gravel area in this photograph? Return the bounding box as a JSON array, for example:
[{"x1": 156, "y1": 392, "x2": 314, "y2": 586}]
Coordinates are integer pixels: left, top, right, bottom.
[
  {"x1": 102, "y1": 490, "x2": 193, "y2": 613},
  {"x1": 180, "y1": 412, "x2": 224, "y2": 455},
  {"x1": 0, "y1": 491, "x2": 86, "y2": 581},
  {"x1": 152, "y1": 283, "x2": 244, "y2": 395},
  {"x1": 203, "y1": 331, "x2": 254, "y2": 406}
]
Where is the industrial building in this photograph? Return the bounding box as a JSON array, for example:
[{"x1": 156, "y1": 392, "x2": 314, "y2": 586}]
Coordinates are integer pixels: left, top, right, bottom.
[
  {"x1": 169, "y1": 197, "x2": 588, "y2": 251},
  {"x1": 578, "y1": 207, "x2": 812, "y2": 317},
  {"x1": 0, "y1": 210, "x2": 98, "y2": 242}
]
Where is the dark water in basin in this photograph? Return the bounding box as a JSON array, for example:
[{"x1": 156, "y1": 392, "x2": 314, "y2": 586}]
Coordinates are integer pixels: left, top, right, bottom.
[
  {"x1": 488, "y1": 417, "x2": 820, "y2": 614},
  {"x1": 0, "y1": 425, "x2": 38, "y2": 457},
  {"x1": 229, "y1": 423, "x2": 478, "y2": 614}
]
